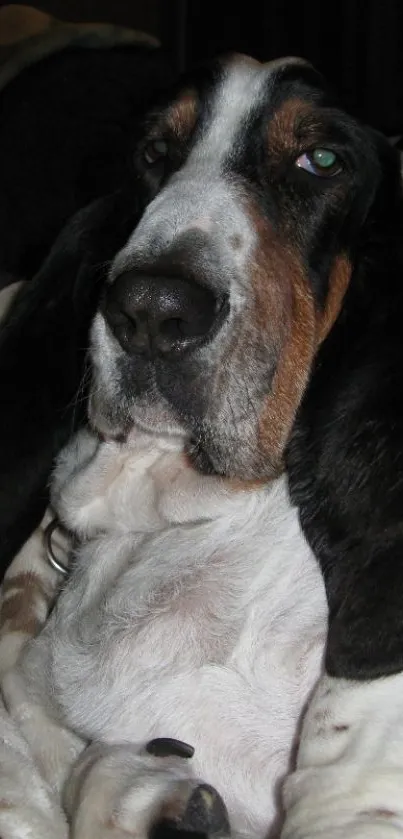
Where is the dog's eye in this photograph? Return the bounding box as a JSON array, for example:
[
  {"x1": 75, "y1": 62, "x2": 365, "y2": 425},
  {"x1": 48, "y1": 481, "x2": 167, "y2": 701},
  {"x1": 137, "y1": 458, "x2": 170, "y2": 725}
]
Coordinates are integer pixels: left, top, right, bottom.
[
  {"x1": 295, "y1": 148, "x2": 342, "y2": 177},
  {"x1": 144, "y1": 139, "x2": 168, "y2": 165}
]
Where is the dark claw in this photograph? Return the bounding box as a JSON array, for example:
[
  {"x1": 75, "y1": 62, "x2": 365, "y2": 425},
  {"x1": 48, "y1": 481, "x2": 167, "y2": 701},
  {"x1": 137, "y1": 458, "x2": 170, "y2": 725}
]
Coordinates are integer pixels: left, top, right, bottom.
[
  {"x1": 146, "y1": 738, "x2": 195, "y2": 759},
  {"x1": 176, "y1": 784, "x2": 230, "y2": 836}
]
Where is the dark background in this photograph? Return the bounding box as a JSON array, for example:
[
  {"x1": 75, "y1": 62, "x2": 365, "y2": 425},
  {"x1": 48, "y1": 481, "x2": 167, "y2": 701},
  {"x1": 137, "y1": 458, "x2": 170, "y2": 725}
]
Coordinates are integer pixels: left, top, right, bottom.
[{"x1": 6, "y1": 0, "x2": 403, "y2": 136}]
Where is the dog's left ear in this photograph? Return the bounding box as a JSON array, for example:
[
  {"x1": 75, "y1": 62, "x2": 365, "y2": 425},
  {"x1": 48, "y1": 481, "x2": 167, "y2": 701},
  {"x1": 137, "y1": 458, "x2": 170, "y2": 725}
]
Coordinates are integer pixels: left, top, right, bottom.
[
  {"x1": 0, "y1": 190, "x2": 139, "y2": 578},
  {"x1": 287, "y1": 125, "x2": 403, "y2": 681},
  {"x1": 359, "y1": 127, "x2": 403, "y2": 240},
  {"x1": 341, "y1": 127, "x2": 403, "y2": 267}
]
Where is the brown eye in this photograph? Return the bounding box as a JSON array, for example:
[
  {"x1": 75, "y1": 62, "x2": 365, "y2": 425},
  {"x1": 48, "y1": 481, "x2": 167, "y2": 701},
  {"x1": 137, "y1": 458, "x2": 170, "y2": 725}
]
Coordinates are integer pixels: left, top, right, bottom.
[{"x1": 144, "y1": 139, "x2": 168, "y2": 165}]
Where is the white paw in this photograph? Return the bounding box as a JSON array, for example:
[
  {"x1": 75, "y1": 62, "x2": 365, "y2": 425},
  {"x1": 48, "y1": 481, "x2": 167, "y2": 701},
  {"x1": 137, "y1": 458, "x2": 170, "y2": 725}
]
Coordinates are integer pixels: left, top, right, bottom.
[{"x1": 66, "y1": 741, "x2": 231, "y2": 839}]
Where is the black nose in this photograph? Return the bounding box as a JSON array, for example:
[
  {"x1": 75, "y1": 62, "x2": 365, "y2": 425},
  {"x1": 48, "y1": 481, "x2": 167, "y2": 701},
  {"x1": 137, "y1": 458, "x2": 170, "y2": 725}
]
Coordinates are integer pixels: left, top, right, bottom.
[{"x1": 103, "y1": 271, "x2": 225, "y2": 356}]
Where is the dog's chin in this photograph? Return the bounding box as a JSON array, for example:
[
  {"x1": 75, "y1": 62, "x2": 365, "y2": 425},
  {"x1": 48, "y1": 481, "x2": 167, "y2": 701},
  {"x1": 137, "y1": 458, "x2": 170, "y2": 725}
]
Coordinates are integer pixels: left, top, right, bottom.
[
  {"x1": 87, "y1": 392, "x2": 131, "y2": 442},
  {"x1": 87, "y1": 390, "x2": 222, "y2": 476},
  {"x1": 88, "y1": 388, "x2": 272, "y2": 480},
  {"x1": 185, "y1": 439, "x2": 221, "y2": 476},
  {"x1": 88, "y1": 388, "x2": 189, "y2": 444}
]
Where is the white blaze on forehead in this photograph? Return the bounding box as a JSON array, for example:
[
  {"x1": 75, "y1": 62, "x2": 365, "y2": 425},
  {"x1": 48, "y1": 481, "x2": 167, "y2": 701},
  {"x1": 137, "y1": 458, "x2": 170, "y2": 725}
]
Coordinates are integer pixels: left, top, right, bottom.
[
  {"x1": 112, "y1": 58, "x2": 305, "y2": 280},
  {"x1": 190, "y1": 61, "x2": 272, "y2": 167}
]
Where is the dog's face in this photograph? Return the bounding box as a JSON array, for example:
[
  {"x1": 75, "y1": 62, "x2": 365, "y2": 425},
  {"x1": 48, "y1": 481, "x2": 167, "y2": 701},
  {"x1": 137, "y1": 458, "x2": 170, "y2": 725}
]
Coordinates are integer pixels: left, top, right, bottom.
[{"x1": 89, "y1": 54, "x2": 391, "y2": 480}]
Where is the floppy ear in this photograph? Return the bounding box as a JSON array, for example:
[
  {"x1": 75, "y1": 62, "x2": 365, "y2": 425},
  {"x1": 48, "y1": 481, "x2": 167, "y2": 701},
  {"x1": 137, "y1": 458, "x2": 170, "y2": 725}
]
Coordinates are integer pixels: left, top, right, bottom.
[
  {"x1": 287, "y1": 132, "x2": 403, "y2": 680},
  {"x1": 0, "y1": 190, "x2": 138, "y2": 577}
]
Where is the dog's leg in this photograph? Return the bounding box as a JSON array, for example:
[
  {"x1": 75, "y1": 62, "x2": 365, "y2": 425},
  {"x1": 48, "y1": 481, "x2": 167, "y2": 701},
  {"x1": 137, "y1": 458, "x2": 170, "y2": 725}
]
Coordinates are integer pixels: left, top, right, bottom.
[
  {"x1": 0, "y1": 511, "x2": 80, "y2": 836},
  {"x1": 281, "y1": 672, "x2": 403, "y2": 838},
  {"x1": 0, "y1": 509, "x2": 65, "y2": 676},
  {"x1": 2, "y1": 663, "x2": 85, "y2": 792},
  {"x1": 0, "y1": 693, "x2": 69, "y2": 839},
  {"x1": 65, "y1": 741, "x2": 231, "y2": 839},
  {"x1": 0, "y1": 695, "x2": 69, "y2": 838}
]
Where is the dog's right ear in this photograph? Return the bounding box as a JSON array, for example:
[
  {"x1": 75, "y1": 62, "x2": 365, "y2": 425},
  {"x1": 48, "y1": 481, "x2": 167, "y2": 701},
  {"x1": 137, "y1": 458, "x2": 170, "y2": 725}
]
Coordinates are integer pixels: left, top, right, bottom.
[{"x1": 0, "y1": 190, "x2": 138, "y2": 577}]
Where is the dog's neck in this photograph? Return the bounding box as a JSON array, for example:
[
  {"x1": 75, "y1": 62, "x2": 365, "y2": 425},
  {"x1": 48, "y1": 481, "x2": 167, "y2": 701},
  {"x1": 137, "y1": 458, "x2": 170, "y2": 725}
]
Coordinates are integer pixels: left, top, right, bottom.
[{"x1": 51, "y1": 427, "x2": 271, "y2": 543}]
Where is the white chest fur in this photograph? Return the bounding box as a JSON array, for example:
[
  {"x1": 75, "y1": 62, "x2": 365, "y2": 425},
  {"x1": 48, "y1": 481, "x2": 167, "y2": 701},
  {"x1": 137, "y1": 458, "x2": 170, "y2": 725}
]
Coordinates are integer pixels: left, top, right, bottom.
[{"x1": 21, "y1": 429, "x2": 327, "y2": 838}]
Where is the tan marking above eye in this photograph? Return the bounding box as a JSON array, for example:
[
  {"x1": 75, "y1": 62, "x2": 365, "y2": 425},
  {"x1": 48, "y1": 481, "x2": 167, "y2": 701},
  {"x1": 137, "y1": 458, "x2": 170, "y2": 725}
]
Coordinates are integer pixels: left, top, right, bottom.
[
  {"x1": 166, "y1": 89, "x2": 198, "y2": 142},
  {"x1": 267, "y1": 97, "x2": 321, "y2": 159}
]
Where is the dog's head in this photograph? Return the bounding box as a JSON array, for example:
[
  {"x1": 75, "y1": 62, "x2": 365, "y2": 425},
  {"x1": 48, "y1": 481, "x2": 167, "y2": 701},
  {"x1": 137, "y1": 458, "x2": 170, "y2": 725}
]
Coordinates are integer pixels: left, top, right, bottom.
[{"x1": 89, "y1": 54, "x2": 401, "y2": 481}]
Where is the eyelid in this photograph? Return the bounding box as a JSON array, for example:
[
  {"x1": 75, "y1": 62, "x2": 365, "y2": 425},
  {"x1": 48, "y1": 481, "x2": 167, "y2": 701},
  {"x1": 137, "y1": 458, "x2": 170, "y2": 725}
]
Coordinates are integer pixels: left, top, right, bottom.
[
  {"x1": 143, "y1": 137, "x2": 169, "y2": 165},
  {"x1": 294, "y1": 148, "x2": 343, "y2": 177}
]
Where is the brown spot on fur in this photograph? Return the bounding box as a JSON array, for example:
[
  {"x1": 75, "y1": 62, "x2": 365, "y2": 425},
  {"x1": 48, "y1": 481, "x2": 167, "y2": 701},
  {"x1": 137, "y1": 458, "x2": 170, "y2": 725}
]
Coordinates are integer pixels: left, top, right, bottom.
[
  {"x1": 360, "y1": 809, "x2": 397, "y2": 820},
  {"x1": 0, "y1": 800, "x2": 12, "y2": 810},
  {"x1": 333, "y1": 724, "x2": 349, "y2": 733},
  {"x1": 0, "y1": 572, "x2": 54, "y2": 636},
  {"x1": 229, "y1": 234, "x2": 243, "y2": 251},
  {"x1": 167, "y1": 90, "x2": 198, "y2": 143},
  {"x1": 0, "y1": 592, "x2": 41, "y2": 637},
  {"x1": 318, "y1": 255, "x2": 351, "y2": 343}
]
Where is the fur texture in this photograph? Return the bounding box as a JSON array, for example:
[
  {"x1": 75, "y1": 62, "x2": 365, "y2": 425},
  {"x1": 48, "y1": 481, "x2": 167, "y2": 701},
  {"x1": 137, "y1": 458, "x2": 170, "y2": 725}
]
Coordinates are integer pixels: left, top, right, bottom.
[
  {"x1": 1, "y1": 425, "x2": 326, "y2": 838},
  {"x1": 1, "y1": 53, "x2": 403, "y2": 839}
]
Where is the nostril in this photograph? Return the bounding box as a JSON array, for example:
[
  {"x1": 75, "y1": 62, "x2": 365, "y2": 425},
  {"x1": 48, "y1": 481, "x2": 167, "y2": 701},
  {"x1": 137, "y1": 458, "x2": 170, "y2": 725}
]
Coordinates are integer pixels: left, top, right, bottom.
[
  {"x1": 157, "y1": 304, "x2": 218, "y2": 354},
  {"x1": 105, "y1": 297, "x2": 155, "y2": 354},
  {"x1": 160, "y1": 317, "x2": 189, "y2": 341},
  {"x1": 103, "y1": 271, "x2": 229, "y2": 357}
]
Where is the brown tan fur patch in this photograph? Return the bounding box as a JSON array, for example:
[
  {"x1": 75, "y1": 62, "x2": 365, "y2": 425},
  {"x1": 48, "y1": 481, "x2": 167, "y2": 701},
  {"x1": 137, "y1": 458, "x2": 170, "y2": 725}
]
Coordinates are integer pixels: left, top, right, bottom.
[
  {"x1": 318, "y1": 254, "x2": 352, "y2": 343},
  {"x1": 268, "y1": 97, "x2": 318, "y2": 160},
  {"x1": 0, "y1": 799, "x2": 13, "y2": 810},
  {"x1": 244, "y1": 200, "x2": 317, "y2": 472},
  {"x1": 256, "y1": 250, "x2": 351, "y2": 470},
  {"x1": 0, "y1": 572, "x2": 54, "y2": 637},
  {"x1": 257, "y1": 266, "x2": 317, "y2": 472},
  {"x1": 166, "y1": 90, "x2": 198, "y2": 143},
  {"x1": 255, "y1": 248, "x2": 351, "y2": 470}
]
